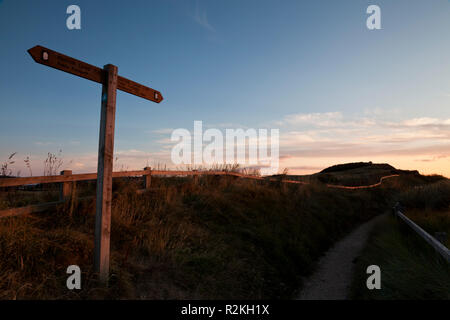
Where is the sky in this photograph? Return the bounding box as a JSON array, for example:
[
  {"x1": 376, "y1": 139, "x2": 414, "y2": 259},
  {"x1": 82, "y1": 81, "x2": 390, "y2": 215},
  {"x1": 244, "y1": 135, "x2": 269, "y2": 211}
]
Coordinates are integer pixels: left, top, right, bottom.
[{"x1": 0, "y1": 0, "x2": 449, "y2": 177}]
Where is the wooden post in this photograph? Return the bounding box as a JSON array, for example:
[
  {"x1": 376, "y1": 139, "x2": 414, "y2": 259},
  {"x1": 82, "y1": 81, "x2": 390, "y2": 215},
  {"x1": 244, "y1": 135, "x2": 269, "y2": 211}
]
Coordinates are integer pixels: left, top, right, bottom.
[
  {"x1": 193, "y1": 170, "x2": 199, "y2": 184},
  {"x1": 27, "y1": 46, "x2": 164, "y2": 285},
  {"x1": 59, "y1": 170, "x2": 72, "y2": 201},
  {"x1": 94, "y1": 64, "x2": 118, "y2": 283},
  {"x1": 144, "y1": 167, "x2": 152, "y2": 189}
]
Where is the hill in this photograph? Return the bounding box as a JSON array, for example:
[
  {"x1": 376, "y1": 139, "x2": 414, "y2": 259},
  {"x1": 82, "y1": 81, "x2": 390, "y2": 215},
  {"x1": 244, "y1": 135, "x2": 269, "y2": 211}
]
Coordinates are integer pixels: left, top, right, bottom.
[
  {"x1": 276, "y1": 162, "x2": 421, "y2": 187},
  {"x1": 319, "y1": 162, "x2": 394, "y2": 173}
]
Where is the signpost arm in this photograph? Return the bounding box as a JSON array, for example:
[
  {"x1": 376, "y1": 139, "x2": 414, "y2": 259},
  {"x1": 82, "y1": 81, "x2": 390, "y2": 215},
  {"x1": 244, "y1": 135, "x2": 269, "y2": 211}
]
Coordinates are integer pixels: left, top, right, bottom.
[{"x1": 94, "y1": 64, "x2": 118, "y2": 283}]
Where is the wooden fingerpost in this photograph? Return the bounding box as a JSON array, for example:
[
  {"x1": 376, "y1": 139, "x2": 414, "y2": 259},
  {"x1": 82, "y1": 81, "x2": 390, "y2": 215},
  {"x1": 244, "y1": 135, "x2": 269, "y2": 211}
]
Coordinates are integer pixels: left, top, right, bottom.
[
  {"x1": 28, "y1": 45, "x2": 163, "y2": 284},
  {"x1": 59, "y1": 170, "x2": 73, "y2": 201},
  {"x1": 94, "y1": 64, "x2": 118, "y2": 284},
  {"x1": 144, "y1": 167, "x2": 152, "y2": 189}
]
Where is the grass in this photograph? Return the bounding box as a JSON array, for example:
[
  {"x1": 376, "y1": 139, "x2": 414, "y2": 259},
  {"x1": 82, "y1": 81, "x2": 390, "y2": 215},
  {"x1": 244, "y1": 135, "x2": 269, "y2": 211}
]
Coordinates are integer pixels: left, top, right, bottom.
[
  {"x1": 0, "y1": 164, "x2": 447, "y2": 300},
  {"x1": 399, "y1": 179, "x2": 450, "y2": 211},
  {"x1": 398, "y1": 179, "x2": 450, "y2": 247},
  {"x1": 282, "y1": 161, "x2": 424, "y2": 187},
  {"x1": 350, "y1": 177, "x2": 450, "y2": 300},
  {"x1": 0, "y1": 174, "x2": 397, "y2": 299},
  {"x1": 405, "y1": 209, "x2": 450, "y2": 247},
  {"x1": 350, "y1": 215, "x2": 450, "y2": 300},
  {"x1": 0, "y1": 180, "x2": 96, "y2": 210}
]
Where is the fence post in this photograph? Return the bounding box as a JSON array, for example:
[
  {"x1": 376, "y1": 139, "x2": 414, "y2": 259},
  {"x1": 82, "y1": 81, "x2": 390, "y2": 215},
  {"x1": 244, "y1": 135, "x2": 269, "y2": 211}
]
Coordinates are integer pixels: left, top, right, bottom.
[
  {"x1": 144, "y1": 167, "x2": 152, "y2": 189},
  {"x1": 59, "y1": 170, "x2": 73, "y2": 201},
  {"x1": 193, "y1": 170, "x2": 199, "y2": 184}
]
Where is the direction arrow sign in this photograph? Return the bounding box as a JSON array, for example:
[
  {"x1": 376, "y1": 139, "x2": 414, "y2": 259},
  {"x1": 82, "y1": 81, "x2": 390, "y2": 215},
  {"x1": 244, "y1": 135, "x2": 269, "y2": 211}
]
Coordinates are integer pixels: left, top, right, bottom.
[{"x1": 28, "y1": 45, "x2": 163, "y2": 103}]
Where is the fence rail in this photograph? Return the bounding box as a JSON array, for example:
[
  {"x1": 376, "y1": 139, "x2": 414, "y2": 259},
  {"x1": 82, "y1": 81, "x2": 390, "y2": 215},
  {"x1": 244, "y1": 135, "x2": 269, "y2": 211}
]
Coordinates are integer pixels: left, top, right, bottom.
[
  {"x1": 393, "y1": 206, "x2": 449, "y2": 263},
  {"x1": 0, "y1": 169, "x2": 400, "y2": 219},
  {"x1": 0, "y1": 168, "x2": 263, "y2": 218},
  {"x1": 0, "y1": 200, "x2": 64, "y2": 219},
  {"x1": 0, "y1": 169, "x2": 197, "y2": 187}
]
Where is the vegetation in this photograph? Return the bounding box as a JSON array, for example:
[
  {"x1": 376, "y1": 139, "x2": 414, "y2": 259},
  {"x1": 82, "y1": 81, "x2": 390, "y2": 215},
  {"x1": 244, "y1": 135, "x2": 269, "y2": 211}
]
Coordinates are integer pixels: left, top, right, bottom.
[
  {"x1": 1, "y1": 153, "x2": 17, "y2": 177},
  {"x1": 283, "y1": 162, "x2": 421, "y2": 187},
  {"x1": 351, "y1": 178, "x2": 450, "y2": 299},
  {"x1": 399, "y1": 179, "x2": 450, "y2": 211},
  {"x1": 398, "y1": 179, "x2": 450, "y2": 247},
  {"x1": 350, "y1": 215, "x2": 450, "y2": 300},
  {"x1": 0, "y1": 173, "x2": 396, "y2": 299},
  {"x1": 320, "y1": 161, "x2": 381, "y2": 173},
  {"x1": 0, "y1": 161, "x2": 448, "y2": 300}
]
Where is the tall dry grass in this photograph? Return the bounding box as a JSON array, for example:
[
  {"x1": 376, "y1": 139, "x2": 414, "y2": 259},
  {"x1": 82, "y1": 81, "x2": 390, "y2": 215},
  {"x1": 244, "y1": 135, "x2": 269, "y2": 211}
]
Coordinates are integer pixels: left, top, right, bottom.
[
  {"x1": 0, "y1": 169, "x2": 447, "y2": 299},
  {"x1": 0, "y1": 174, "x2": 397, "y2": 299},
  {"x1": 397, "y1": 179, "x2": 450, "y2": 247}
]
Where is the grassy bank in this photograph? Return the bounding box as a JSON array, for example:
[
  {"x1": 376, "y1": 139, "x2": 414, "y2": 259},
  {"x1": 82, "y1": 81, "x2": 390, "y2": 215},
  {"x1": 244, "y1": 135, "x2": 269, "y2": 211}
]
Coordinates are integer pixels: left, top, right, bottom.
[
  {"x1": 0, "y1": 175, "x2": 394, "y2": 299},
  {"x1": 350, "y1": 215, "x2": 450, "y2": 300},
  {"x1": 351, "y1": 179, "x2": 450, "y2": 300},
  {"x1": 399, "y1": 179, "x2": 450, "y2": 247}
]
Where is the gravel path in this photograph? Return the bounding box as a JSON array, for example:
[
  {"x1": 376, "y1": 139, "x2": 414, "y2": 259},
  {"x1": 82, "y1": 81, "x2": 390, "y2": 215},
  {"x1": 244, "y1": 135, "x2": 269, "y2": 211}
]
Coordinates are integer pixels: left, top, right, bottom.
[{"x1": 297, "y1": 214, "x2": 386, "y2": 300}]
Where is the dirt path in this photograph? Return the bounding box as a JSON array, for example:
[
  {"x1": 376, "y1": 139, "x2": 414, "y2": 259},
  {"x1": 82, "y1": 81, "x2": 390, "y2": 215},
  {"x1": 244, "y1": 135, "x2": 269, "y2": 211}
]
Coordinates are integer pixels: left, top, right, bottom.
[{"x1": 297, "y1": 214, "x2": 386, "y2": 300}]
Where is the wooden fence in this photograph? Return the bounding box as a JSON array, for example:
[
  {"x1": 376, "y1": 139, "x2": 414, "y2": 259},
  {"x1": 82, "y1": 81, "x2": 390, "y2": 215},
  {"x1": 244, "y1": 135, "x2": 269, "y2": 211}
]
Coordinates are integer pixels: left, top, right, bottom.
[
  {"x1": 0, "y1": 168, "x2": 270, "y2": 218},
  {"x1": 0, "y1": 169, "x2": 400, "y2": 219}
]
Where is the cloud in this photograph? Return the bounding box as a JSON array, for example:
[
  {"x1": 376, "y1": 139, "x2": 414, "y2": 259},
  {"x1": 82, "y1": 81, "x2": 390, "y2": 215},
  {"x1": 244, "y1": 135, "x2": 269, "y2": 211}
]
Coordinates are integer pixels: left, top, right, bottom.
[
  {"x1": 399, "y1": 117, "x2": 450, "y2": 127},
  {"x1": 279, "y1": 142, "x2": 450, "y2": 158},
  {"x1": 72, "y1": 162, "x2": 86, "y2": 168},
  {"x1": 415, "y1": 154, "x2": 449, "y2": 162},
  {"x1": 193, "y1": 1, "x2": 215, "y2": 32},
  {"x1": 145, "y1": 112, "x2": 450, "y2": 173},
  {"x1": 35, "y1": 141, "x2": 54, "y2": 146},
  {"x1": 278, "y1": 111, "x2": 379, "y2": 131},
  {"x1": 271, "y1": 111, "x2": 450, "y2": 172},
  {"x1": 280, "y1": 112, "x2": 343, "y2": 127},
  {"x1": 152, "y1": 128, "x2": 174, "y2": 135},
  {"x1": 156, "y1": 137, "x2": 175, "y2": 145},
  {"x1": 15, "y1": 110, "x2": 449, "y2": 177},
  {"x1": 285, "y1": 165, "x2": 324, "y2": 171}
]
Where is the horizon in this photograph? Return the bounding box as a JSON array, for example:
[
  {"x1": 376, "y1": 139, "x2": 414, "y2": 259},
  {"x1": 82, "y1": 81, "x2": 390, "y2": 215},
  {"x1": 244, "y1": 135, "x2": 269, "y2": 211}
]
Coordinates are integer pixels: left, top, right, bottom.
[
  {"x1": 1, "y1": 154, "x2": 447, "y2": 179},
  {"x1": 1, "y1": 0, "x2": 449, "y2": 178}
]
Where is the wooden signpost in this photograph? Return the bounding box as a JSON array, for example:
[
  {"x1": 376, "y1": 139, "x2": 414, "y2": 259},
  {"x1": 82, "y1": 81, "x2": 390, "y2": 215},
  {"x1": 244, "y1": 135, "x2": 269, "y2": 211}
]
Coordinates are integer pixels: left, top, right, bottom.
[
  {"x1": 27, "y1": 46, "x2": 163, "y2": 103},
  {"x1": 28, "y1": 45, "x2": 163, "y2": 283}
]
